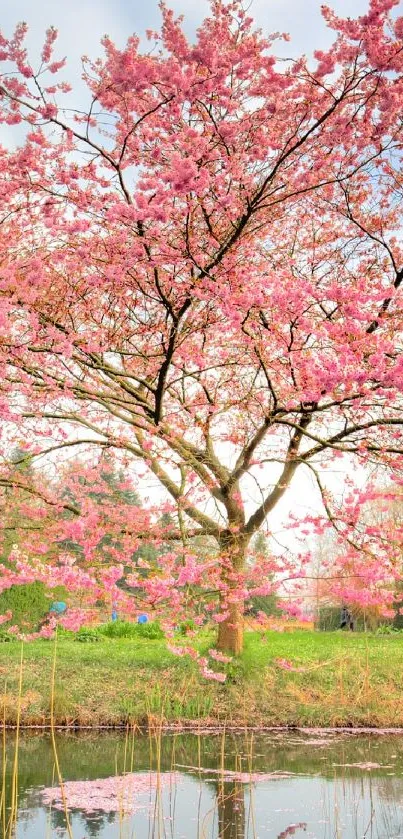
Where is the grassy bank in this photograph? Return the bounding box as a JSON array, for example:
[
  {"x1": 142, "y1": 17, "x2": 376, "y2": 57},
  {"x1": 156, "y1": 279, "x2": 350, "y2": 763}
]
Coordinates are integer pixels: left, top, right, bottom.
[{"x1": 1, "y1": 630, "x2": 403, "y2": 728}]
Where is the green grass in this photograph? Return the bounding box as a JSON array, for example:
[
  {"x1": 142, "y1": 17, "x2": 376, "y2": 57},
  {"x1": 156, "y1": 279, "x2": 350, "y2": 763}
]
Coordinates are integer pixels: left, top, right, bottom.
[{"x1": 1, "y1": 630, "x2": 403, "y2": 728}]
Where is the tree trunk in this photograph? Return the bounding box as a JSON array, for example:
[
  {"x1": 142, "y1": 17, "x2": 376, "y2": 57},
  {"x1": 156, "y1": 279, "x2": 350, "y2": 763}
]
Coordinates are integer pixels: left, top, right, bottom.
[
  {"x1": 216, "y1": 535, "x2": 247, "y2": 655},
  {"x1": 217, "y1": 601, "x2": 244, "y2": 655}
]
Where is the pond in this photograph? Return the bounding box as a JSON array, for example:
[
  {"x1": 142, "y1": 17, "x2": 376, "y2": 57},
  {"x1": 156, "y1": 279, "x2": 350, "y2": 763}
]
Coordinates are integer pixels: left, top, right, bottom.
[{"x1": 2, "y1": 728, "x2": 403, "y2": 837}]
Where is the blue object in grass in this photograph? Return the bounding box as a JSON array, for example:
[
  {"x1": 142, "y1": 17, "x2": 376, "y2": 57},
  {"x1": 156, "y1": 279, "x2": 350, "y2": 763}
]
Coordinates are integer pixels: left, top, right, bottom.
[
  {"x1": 49, "y1": 601, "x2": 67, "y2": 615},
  {"x1": 137, "y1": 614, "x2": 148, "y2": 624},
  {"x1": 111, "y1": 609, "x2": 118, "y2": 622}
]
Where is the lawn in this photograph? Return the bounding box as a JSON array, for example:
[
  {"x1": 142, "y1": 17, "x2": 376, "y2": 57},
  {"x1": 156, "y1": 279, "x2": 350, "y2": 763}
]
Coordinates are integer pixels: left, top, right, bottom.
[{"x1": 1, "y1": 629, "x2": 403, "y2": 728}]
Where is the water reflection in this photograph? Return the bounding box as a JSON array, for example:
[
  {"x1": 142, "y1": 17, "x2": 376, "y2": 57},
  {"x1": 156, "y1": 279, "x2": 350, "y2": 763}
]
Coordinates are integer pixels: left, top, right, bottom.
[
  {"x1": 2, "y1": 730, "x2": 403, "y2": 837},
  {"x1": 217, "y1": 781, "x2": 245, "y2": 839}
]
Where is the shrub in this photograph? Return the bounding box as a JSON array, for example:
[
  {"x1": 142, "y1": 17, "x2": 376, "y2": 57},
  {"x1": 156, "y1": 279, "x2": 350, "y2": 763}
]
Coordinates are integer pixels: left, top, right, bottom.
[
  {"x1": 0, "y1": 582, "x2": 49, "y2": 630},
  {"x1": 75, "y1": 627, "x2": 102, "y2": 643},
  {"x1": 98, "y1": 620, "x2": 164, "y2": 640},
  {"x1": 376, "y1": 623, "x2": 399, "y2": 635},
  {"x1": 176, "y1": 619, "x2": 196, "y2": 635},
  {"x1": 0, "y1": 630, "x2": 17, "y2": 643}
]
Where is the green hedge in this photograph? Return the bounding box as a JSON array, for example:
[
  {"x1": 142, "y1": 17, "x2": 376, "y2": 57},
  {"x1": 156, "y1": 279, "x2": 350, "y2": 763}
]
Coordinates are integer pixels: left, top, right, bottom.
[{"x1": 0, "y1": 582, "x2": 67, "y2": 630}]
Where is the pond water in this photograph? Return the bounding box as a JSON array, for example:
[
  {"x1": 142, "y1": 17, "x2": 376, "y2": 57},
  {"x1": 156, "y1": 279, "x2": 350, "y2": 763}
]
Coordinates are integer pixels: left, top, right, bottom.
[{"x1": 2, "y1": 729, "x2": 403, "y2": 838}]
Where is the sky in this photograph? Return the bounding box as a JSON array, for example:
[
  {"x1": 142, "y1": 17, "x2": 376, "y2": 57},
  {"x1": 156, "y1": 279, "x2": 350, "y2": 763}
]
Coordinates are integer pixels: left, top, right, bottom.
[
  {"x1": 2, "y1": 0, "x2": 371, "y2": 80},
  {"x1": 0, "y1": 0, "x2": 373, "y2": 546},
  {"x1": 0, "y1": 0, "x2": 371, "y2": 150}
]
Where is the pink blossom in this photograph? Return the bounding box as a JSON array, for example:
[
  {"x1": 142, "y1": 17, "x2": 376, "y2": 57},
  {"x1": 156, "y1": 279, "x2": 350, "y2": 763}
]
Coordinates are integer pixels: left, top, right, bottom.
[
  {"x1": 0, "y1": 0, "x2": 402, "y2": 657},
  {"x1": 208, "y1": 649, "x2": 232, "y2": 664},
  {"x1": 274, "y1": 658, "x2": 305, "y2": 673},
  {"x1": 200, "y1": 666, "x2": 227, "y2": 683}
]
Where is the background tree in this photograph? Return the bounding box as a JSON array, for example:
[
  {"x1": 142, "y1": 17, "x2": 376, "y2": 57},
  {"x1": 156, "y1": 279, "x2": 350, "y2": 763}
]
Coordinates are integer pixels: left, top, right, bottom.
[
  {"x1": 0, "y1": 1, "x2": 403, "y2": 651},
  {"x1": 0, "y1": 446, "x2": 69, "y2": 630},
  {"x1": 246, "y1": 532, "x2": 280, "y2": 619},
  {"x1": 332, "y1": 482, "x2": 403, "y2": 628}
]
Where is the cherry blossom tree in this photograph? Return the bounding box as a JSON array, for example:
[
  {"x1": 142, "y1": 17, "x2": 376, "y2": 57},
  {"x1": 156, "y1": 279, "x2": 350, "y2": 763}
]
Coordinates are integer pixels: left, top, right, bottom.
[{"x1": 0, "y1": 0, "x2": 403, "y2": 652}]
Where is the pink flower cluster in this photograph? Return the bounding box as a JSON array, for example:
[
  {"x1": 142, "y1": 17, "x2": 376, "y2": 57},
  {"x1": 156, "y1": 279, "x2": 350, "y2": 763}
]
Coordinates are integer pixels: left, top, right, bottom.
[
  {"x1": 274, "y1": 658, "x2": 305, "y2": 673},
  {"x1": 167, "y1": 643, "x2": 228, "y2": 682}
]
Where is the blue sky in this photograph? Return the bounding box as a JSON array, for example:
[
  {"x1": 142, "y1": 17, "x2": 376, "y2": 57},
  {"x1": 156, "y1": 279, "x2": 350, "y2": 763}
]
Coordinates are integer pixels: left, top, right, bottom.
[
  {"x1": 3, "y1": 0, "x2": 370, "y2": 75},
  {"x1": 0, "y1": 0, "x2": 371, "y2": 152}
]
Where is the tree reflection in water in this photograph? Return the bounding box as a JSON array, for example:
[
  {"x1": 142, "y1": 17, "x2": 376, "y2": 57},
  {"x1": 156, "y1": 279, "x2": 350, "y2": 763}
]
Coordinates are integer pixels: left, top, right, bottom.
[
  {"x1": 4, "y1": 732, "x2": 403, "y2": 837},
  {"x1": 215, "y1": 782, "x2": 307, "y2": 839},
  {"x1": 217, "y1": 781, "x2": 245, "y2": 839}
]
